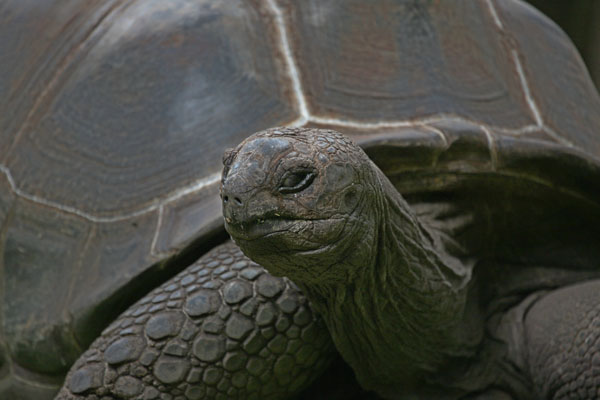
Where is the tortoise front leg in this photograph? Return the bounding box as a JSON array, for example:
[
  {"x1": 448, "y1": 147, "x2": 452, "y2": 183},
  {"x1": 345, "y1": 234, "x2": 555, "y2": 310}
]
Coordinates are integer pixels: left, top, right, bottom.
[
  {"x1": 524, "y1": 280, "x2": 600, "y2": 399},
  {"x1": 54, "y1": 241, "x2": 336, "y2": 400}
]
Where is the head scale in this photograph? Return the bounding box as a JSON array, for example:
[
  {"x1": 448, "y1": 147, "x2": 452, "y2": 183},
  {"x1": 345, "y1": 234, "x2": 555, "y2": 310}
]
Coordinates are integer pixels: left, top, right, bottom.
[{"x1": 221, "y1": 127, "x2": 380, "y2": 284}]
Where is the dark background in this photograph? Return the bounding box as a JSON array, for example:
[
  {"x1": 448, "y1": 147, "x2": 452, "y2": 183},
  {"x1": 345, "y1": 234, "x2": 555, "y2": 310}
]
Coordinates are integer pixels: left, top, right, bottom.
[{"x1": 528, "y1": 0, "x2": 600, "y2": 89}]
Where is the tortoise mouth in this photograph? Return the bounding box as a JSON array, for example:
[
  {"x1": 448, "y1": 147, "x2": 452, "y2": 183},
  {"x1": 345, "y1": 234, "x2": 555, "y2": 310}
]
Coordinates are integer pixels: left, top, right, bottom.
[{"x1": 224, "y1": 216, "x2": 301, "y2": 241}]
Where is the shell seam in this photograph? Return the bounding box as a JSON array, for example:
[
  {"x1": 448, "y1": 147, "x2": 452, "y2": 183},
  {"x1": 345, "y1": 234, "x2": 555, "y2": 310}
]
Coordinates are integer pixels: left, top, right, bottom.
[
  {"x1": 421, "y1": 124, "x2": 449, "y2": 168},
  {"x1": 266, "y1": 0, "x2": 309, "y2": 123},
  {"x1": 0, "y1": 164, "x2": 221, "y2": 223},
  {"x1": 0, "y1": 112, "x2": 575, "y2": 225},
  {"x1": 510, "y1": 49, "x2": 543, "y2": 127},
  {"x1": 485, "y1": 0, "x2": 504, "y2": 30},
  {"x1": 481, "y1": 125, "x2": 498, "y2": 170},
  {"x1": 485, "y1": 0, "x2": 574, "y2": 148},
  {"x1": 420, "y1": 124, "x2": 449, "y2": 148},
  {"x1": 0, "y1": 1, "x2": 581, "y2": 233},
  {"x1": 150, "y1": 205, "x2": 165, "y2": 257}
]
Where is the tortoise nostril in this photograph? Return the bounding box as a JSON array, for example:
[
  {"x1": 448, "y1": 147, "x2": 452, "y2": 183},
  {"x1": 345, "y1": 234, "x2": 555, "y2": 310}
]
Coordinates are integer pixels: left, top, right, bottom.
[{"x1": 222, "y1": 192, "x2": 243, "y2": 206}]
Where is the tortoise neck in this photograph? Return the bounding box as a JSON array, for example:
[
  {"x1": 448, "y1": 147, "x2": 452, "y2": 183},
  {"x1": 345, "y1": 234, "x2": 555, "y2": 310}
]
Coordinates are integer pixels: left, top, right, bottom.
[{"x1": 301, "y1": 167, "x2": 476, "y2": 392}]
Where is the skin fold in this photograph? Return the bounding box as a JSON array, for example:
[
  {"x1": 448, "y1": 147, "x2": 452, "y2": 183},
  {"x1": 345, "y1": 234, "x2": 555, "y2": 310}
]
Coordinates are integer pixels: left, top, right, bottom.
[
  {"x1": 221, "y1": 127, "x2": 600, "y2": 400},
  {"x1": 54, "y1": 126, "x2": 600, "y2": 400},
  {"x1": 222, "y1": 127, "x2": 482, "y2": 398}
]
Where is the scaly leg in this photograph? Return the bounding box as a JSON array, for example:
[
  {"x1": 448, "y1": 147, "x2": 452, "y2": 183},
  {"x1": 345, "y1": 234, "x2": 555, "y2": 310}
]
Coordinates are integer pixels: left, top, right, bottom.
[{"x1": 524, "y1": 280, "x2": 600, "y2": 399}]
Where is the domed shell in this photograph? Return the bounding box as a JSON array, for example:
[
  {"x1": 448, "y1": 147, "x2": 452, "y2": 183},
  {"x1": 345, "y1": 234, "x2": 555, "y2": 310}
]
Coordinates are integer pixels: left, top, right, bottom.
[
  {"x1": 0, "y1": 0, "x2": 599, "y2": 397},
  {"x1": 0, "y1": 0, "x2": 300, "y2": 392}
]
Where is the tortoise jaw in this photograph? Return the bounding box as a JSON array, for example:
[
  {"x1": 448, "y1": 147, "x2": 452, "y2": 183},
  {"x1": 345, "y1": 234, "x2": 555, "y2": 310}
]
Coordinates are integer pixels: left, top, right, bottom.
[{"x1": 224, "y1": 215, "x2": 298, "y2": 242}]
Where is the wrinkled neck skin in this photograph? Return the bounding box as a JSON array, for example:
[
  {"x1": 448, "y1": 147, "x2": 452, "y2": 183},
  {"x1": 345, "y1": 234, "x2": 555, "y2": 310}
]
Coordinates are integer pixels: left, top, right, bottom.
[{"x1": 299, "y1": 166, "x2": 478, "y2": 397}]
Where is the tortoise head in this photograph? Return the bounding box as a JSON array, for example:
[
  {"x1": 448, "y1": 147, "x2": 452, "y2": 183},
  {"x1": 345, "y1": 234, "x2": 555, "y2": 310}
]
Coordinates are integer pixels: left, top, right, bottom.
[{"x1": 221, "y1": 127, "x2": 380, "y2": 284}]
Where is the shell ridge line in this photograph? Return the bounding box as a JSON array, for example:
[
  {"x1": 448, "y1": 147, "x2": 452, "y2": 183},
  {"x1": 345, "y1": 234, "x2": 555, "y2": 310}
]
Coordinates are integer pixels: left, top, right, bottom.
[
  {"x1": 304, "y1": 113, "x2": 543, "y2": 137},
  {"x1": 0, "y1": 164, "x2": 17, "y2": 196},
  {"x1": 542, "y1": 126, "x2": 575, "y2": 148},
  {"x1": 265, "y1": 0, "x2": 310, "y2": 121},
  {"x1": 494, "y1": 124, "x2": 540, "y2": 136},
  {"x1": 150, "y1": 205, "x2": 165, "y2": 257},
  {"x1": 510, "y1": 52, "x2": 572, "y2": 147},
  {"x1": 0, "y1": 112, "x2": 569, "y2": 223},
  {"x1": 485, "y1": 0, "x2": 504, "y2": 30},
  {"x1": 420, "y1": 124, "x2": 449, "y2": 147},
  {"x1": 421, "y1": 124, "x2": 449, "y2": 168},
  {"x1": 288, "y1": 117, "x2": 309, "y2": 128},
  {"x1": 510, "y1": 49, "x2": 544, "y2": 128},
  {"x1": 4, "y1": 0, "x2": 133, "y2": 161},
  {"x1": 484, "y1": 0, "x2": 572, "y2": 147},
  {"x1": 161, "y1": 172, "x2": 221, "y2": 204},
  {"x1": 0, "y1": 162, "x2": 222, "y2": 223},
  {"x1": 481, "y1": 125, "x2": 498, "y2": 170}
]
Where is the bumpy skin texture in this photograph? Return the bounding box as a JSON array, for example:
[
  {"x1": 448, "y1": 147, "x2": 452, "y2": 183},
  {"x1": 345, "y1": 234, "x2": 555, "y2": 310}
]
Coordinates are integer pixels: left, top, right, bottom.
[
  {"x1": 55, "y1": 241, "x2": 335, "y2": 400},
  {"x1": 221, "y1": 127, "x2": 600, "y2": 399},
  {"x1": 524, "y1": 280, "x2": 600, "y2": 399},
  {"x1": 222, "y1": 127, "x2": 478, "y2": 397}
]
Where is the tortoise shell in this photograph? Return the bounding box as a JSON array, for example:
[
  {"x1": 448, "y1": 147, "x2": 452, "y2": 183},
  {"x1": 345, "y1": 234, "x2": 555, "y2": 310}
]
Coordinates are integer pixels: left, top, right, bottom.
[{"x1": 0, "y1": 0, "x2": 599, "y2": 398}]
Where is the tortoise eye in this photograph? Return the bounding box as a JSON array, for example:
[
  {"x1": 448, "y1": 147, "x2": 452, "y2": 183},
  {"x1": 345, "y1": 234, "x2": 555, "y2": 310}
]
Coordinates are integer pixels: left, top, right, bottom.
[{"x1": 278, "y1": 170, "x2": 316, "y2": 194}]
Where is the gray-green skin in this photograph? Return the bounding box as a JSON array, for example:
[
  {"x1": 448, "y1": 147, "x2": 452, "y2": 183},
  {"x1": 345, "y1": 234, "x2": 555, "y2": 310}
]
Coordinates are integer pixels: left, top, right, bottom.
[
  {"x1": 55, "y1": 242, "x2": 340, "y2": 400},
  {"x1": 221, "y1": 127, "x2": 600, "y2": 399},
  {"x1": 31, "y1": 0, "x2": 600, "y2": 398}
]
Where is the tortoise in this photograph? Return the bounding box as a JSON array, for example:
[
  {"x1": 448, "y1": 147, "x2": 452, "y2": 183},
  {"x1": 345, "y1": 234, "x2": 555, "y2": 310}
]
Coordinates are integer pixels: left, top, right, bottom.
[
  {"x1": 0, "y1": 0, "x2": 598, "y2": 399},
  {"x1": 219, "y1": 126, "x2": 600, "y2": 398}
]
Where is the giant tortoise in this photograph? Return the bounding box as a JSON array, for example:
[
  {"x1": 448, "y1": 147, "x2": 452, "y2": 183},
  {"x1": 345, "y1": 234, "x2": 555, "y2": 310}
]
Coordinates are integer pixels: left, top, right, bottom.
[
  {"x1": 219, "y1": 125, "x2": 600, "y2": 399},
  {"x1": 0, "y1": 0, "x2": 599, "y2": 399}
]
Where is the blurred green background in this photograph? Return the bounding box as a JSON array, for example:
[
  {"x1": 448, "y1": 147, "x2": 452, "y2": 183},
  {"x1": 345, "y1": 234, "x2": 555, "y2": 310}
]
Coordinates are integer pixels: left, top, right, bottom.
[{"x1": 528, "y1": 0, "x2": 600, "y2": 89}]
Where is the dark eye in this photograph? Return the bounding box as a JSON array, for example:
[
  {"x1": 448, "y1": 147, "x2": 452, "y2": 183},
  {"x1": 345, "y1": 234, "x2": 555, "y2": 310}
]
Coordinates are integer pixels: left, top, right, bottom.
[{"x1": 278, "y1": 170, "x2": 316, "y2": 194}]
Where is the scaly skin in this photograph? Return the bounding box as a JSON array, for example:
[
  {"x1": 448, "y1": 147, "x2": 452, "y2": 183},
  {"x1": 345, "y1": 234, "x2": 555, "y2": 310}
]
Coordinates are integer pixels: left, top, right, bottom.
[
  {"x1": 56, "y1": 126, "x2": 600, "y2": 399},
  {"x1": 221, "y1": 127, "x2": 480, "y2": 398},
  {"x1": 55, "y1": 241, "x2": 336, "y2": 400},
  {"x1": 524, "y1": 281, "x2": 600, "y2": 399},
  {"x1": 221, "y1": 127, "x2": 600, "y2": 399}
]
